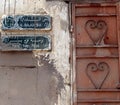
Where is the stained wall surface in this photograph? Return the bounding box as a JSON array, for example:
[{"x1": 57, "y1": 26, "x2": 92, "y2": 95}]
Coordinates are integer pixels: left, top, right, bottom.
[{"x1": 0, "y1": 0, "x2": 70, "y2": 105}]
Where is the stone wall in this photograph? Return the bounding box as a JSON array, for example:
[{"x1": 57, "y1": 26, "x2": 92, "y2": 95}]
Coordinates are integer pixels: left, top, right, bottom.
[{"x1": 0, "y1": 0, "x2": 70, "y2": 105}]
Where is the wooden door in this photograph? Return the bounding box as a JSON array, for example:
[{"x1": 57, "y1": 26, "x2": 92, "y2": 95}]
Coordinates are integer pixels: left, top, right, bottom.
[{"x1": 72, "y1": 2, "x2": 120, "y2": 105}]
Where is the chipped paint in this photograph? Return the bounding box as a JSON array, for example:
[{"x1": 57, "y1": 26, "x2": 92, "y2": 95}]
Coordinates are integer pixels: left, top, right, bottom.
[{"x1": 34, "y1": 2, "x2": 71, "y2": 104}]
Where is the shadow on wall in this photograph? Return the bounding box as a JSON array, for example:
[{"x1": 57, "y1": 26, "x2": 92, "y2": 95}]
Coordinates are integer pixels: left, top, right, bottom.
[{"x1": 36, "y1": 55, "x2": 65, "y2": 105}]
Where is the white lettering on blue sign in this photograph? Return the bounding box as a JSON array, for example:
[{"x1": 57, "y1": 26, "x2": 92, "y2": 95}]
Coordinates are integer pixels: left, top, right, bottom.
[
  {"x1": 2, "y1": 15, "x2": 52, "y2": 30},
  {"x1": 1, "y1": 35, "x2": 51, "y2": 51}
]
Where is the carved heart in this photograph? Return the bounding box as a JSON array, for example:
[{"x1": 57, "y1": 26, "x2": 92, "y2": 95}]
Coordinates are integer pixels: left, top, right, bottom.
[
  {"x1": 86, "y1": 62, "x2": 110, "y2": 89},
  {"x1": 85, "y1": 20, "x2": 107, "y2": 45}
]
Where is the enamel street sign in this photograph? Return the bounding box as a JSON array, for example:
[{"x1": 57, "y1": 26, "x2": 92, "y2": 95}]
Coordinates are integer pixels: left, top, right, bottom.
[
  {"x1": 1, "y1": 35, "x2": 51, "y2": 51},
  {"x1": 2, "y1": 15, "x2": 51, "y2": 30}
]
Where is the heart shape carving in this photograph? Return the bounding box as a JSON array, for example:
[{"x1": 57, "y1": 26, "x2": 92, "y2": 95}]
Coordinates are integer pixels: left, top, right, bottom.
[
  {"x1": 85, "y1": 20, "x2": 107, "y2": 45},
  {"x1": 86, "y1": 62, "x2": 110, "y2": 89}
]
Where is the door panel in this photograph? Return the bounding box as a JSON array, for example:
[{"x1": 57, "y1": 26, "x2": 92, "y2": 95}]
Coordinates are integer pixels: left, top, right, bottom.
[
  {"x1": 75, "y1": 17, "x2": 117, "y2": 45},
  {"x1": 72, "y1": 2, "x2": 120, "y2": 105},
  {"x1": 76, "y1": 59, "x2": 119, "y2": 89},
  {"x1": 77, "y1": 103, "x2": 120, "y2": 105},
  {"x1": 75, "y1": 6, "x2": 116, "y2": 15}
]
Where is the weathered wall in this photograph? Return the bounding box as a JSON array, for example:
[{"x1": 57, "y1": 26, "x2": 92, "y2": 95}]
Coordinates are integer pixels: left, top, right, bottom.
[{"x1": 0, "y1": 0, "x2": 70, "y2": 105}]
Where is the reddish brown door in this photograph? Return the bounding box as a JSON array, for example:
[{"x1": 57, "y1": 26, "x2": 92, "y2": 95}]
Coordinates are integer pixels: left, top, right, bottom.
[{"x1": 72, "y1": 2, "x2": 120, "y2": 105}]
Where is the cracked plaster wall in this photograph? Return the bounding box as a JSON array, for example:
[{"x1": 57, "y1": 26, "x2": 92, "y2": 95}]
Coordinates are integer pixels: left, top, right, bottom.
[{"x1": 0, "y1": 0, "x2": 71, "y2": 105}]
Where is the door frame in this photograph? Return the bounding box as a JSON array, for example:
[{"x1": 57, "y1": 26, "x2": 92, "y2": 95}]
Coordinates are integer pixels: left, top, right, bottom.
[{"x1": 71, "y1": 3, "x2": 77, "y2": 105}]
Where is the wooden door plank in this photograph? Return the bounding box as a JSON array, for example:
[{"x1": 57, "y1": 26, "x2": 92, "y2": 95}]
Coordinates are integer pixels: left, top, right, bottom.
[{"x1": 116, "y1": 2, "x2": 120, "y2": 89}]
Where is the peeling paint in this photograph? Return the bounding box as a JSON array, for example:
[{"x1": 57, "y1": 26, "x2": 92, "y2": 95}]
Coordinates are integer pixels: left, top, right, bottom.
[{"x1": 35, "y1": 2, "x2": 71, "y2": 104}]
